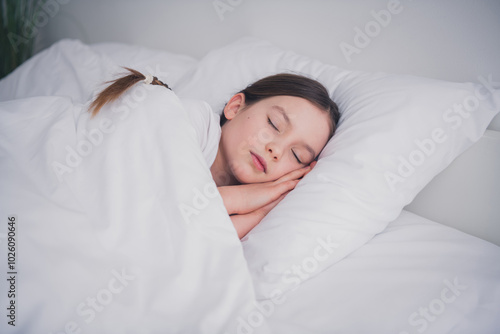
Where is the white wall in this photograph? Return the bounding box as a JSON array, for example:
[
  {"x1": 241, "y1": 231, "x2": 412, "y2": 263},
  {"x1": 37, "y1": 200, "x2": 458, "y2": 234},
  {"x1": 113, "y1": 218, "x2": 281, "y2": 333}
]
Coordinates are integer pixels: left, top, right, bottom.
[{"x1": 37, "y1": 0, "x2": 500, "y2": 129}]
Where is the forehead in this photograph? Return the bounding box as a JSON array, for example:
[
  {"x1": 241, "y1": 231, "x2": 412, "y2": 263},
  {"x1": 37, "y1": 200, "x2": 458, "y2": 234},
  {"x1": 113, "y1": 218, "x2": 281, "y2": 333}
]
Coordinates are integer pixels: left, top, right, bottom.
[{"x1": 256, "y1": 95, "x2": 330, "y2": 127}]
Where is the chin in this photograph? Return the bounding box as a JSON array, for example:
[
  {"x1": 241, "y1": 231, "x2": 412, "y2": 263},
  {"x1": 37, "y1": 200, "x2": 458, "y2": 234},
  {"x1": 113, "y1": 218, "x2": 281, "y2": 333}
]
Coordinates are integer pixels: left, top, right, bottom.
[
  {"x1": 232, "y1": 172, "x2": 255, "y2": 185},
  {"x1": 231, "y1": 166, "x2": 260, "y2": 185}
]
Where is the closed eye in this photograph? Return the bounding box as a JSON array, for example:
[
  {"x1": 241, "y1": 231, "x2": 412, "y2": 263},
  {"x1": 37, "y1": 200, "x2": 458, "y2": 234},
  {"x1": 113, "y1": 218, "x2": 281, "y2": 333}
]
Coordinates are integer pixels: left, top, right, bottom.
[
  {"x1": 268, "y1": 117, "x2": 278, "y2": 131},
  {"x1": 292, "y1": 150, "x2": 302, "y2": 164},
  {"x1": 268, "y1": 116, "x2": 303, "y2": 164}
]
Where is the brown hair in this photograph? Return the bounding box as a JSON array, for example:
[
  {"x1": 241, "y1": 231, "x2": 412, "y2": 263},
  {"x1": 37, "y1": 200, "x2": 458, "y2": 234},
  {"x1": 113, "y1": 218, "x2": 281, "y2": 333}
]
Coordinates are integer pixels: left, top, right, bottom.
[
  {"x1": 220, "y1": 73, "x2": 341, "y2": 139},
  {"x1": 88, "y1": 67, "x2": 171, "y2": 117},
  {"x1": 88, "y1": 70, "x2": 341, "y2": 139}
]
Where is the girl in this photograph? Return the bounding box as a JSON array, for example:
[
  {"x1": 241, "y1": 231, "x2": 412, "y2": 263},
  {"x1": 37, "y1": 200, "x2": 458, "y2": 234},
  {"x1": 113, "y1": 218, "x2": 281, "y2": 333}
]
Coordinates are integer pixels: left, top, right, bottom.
[{"x1": 89, "y1": 69, "x2": 340, "y2": 238}]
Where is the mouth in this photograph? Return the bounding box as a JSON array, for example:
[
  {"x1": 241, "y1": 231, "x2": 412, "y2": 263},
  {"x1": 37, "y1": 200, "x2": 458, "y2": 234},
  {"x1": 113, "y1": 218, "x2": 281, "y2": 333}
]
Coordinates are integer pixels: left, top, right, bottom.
[{"x1": 250, "y1": 151, "x2": 267, "y2": 173}]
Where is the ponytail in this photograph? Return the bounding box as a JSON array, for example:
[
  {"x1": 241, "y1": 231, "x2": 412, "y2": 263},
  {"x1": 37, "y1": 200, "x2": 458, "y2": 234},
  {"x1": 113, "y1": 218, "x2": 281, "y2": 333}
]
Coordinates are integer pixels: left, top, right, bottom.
[{"x1": 88, "y1": 67, "x2": 171, "y2": 118}]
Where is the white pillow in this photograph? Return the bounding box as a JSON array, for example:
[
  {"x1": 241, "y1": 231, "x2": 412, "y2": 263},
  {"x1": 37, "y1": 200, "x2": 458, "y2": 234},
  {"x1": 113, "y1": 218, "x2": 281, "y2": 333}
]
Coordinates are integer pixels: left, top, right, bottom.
[{"x1": 175, "y1": 37, "x2": 500, "y2": 299}]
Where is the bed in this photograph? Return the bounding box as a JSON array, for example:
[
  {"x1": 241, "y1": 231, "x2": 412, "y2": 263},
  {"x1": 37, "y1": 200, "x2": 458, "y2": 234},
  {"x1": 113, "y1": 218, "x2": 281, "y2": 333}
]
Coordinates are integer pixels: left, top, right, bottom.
[{"x1": 1, "y1": 1, "x2": 499, "y2": 334}]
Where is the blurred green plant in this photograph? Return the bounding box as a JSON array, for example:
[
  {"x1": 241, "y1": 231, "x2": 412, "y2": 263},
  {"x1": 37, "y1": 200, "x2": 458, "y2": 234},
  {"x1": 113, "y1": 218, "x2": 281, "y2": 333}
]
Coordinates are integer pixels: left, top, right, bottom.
[{"x1": 1, "y1": 0, "x2": 47, "y2": 79}]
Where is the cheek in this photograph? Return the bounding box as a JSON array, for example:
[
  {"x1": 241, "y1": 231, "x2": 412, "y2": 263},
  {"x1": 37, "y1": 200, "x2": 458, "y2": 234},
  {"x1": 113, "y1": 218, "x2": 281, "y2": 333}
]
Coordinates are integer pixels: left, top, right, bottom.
[
  {"x1": 233, "y1": 122, "x2": 270, "y2": 150},
  {"x1": 256, "y1": 127, "x2": 275, "y2": 144},
  {"x1": 223, "y1": 126, "x2": 253, "y2": 164},
  {"x1": 271, "y1": 161, "x2": 297, "y2": 179}
]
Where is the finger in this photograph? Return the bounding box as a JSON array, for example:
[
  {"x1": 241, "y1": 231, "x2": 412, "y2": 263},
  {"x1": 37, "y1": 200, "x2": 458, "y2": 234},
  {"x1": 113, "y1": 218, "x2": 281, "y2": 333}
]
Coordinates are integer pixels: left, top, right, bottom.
[
  {"x1": 259, "y1": 190, "x2": 290, "y2": 215},
  {"x1": 275, "y1": 166, "x2": 311, "y2": 183},
  {"x1": 275, "y1": 179, "x2": 300, "y2": 195},
  {"x1": 236, "y1": 180, "x2": 295, "y2": 215},
  {"x1": 303, "y1": 161, "x2": 317, "y2": 177},
  {"x1": 301, "y1": 162, "x2": 315, "y2": 172},
  {"x1": 255, "y1": 180, "x2": 297, "y2": 213},
  {"x1": 274, "y1": 189, "x2": 291, "y2": 202}
]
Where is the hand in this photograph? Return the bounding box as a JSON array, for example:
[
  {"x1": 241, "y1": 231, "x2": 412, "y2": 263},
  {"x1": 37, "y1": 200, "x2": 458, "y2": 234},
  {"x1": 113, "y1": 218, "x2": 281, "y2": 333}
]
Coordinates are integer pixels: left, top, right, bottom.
[
  {"x1": 230, "y1": 191, "x2": 289, "y2": 239},
  {"x1": 231, "y1": 161, "x2": 316, "y2": 239},
  {"x1": 219, "y1": 161, "x2": 316, "y2": 215}
]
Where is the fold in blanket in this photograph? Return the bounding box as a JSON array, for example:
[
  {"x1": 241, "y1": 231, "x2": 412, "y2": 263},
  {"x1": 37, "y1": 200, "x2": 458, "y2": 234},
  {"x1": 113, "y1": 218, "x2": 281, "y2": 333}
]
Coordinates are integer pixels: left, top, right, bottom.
[{"x1": 0, "y1": 86, "x2": 267, "y2": 333}]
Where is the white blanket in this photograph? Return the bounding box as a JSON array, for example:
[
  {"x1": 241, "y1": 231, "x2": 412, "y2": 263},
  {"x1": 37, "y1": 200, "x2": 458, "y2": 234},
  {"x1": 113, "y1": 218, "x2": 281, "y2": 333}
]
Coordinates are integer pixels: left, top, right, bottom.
[{"x1": 0, "y1": 85, "x2": 266, "y2": 333}]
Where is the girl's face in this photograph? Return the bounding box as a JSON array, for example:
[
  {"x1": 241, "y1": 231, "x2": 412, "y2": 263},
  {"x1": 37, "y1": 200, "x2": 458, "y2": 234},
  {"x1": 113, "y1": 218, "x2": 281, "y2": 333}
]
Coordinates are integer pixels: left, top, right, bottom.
[{"x1": 215, "y1": 94, "x2": 331, "y2": 185}]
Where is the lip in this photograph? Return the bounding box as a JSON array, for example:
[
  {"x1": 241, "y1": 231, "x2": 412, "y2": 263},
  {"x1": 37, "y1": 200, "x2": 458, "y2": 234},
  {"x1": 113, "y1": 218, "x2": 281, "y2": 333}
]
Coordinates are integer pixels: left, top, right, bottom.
[{"x1": 250, "y1": 151, "x2": 267, "y2": 173}]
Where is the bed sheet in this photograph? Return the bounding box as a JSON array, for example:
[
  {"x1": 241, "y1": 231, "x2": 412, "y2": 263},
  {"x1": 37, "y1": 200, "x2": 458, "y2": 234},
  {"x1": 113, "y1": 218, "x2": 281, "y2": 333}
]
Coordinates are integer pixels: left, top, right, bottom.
[{"x1": 264, "y1": 210, "x2": 500, "y2": 334}]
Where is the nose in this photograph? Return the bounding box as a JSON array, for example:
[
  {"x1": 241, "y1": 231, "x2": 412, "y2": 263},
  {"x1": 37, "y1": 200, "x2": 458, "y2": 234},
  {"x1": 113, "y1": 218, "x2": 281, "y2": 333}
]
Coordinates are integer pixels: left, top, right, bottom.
[{"x1": 266, "y1": 142, "x2": 283, "y2": 161}]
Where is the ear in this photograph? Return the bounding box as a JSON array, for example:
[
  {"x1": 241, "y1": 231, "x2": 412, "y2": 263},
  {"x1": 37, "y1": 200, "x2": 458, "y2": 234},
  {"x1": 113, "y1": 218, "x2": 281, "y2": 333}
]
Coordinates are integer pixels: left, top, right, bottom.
[{"x1": 223, "y1": 93, "x2": 245, "y2": 121}]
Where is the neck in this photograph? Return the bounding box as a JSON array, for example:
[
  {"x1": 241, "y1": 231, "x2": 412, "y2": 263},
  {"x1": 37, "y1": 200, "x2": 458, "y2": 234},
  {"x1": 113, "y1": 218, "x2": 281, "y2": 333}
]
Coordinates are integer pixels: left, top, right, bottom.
[{"x1": 210, "y1": 141, "x2": 238, "y2": 187}]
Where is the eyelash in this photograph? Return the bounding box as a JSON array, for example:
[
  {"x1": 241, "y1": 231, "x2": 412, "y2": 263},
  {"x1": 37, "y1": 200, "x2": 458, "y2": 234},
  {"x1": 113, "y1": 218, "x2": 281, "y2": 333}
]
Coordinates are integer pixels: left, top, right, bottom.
[
  {"x1": 267, "y1": 117, "x2": 278, "y2": 131},
  {"x1": 292, "y1": 151, "x2": 302, "y2": 164},
  {"x1": 268, "y1": 117, "x2": 302, "y2": 164}
]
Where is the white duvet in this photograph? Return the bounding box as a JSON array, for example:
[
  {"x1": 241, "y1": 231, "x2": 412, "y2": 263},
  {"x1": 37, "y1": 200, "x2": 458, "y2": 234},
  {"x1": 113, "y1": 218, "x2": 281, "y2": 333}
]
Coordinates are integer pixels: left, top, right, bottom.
[
  {"x1": 1, "y1": 39, "x2": 499, "y2": 334},
  {"x1": 0, "y1": 82, "x2": 267, "y2": 333}
]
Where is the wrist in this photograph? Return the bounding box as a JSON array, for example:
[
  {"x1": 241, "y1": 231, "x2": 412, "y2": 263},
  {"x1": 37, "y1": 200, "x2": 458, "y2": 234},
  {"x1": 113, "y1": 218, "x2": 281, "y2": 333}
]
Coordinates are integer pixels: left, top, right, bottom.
[
  {"x1": 218, "y1": 186, "x2": 237, "y2": 215},
  {"x1": 230, "y1": 210, "x2": 263, "y2": 239}
]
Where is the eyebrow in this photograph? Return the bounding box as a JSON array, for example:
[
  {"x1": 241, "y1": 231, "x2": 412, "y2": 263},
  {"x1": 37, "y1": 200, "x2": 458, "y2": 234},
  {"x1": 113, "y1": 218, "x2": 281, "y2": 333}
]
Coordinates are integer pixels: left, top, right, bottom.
[{"x1": 271, "y1": 105, "x2": 316, "y2": 160}]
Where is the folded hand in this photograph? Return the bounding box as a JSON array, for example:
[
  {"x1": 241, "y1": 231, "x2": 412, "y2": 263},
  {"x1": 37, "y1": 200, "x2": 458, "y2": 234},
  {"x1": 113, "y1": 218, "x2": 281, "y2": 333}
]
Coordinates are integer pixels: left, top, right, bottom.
[
  {"x1": 219, "y1": 162, "x2": 316, "y2": 215},
  {"x1": 218, "y1": 161, "x2": 317, "y2": 238}
]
